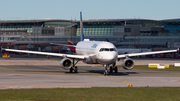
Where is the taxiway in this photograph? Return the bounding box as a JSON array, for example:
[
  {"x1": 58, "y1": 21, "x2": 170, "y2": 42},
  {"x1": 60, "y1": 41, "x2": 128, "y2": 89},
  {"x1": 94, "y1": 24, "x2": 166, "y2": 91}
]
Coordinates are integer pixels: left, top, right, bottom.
[{"x1": 0, "y1": 56, "x2": 180, "y2": 89}]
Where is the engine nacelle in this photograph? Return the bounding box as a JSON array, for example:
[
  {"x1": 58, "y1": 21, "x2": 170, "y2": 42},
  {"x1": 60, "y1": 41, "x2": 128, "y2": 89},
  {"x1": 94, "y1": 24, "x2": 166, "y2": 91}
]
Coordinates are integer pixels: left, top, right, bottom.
[
  {"x1": 122, "y1": 58, "x2": 134, "y2": 70},
  {"x1": 60, "y1": 58, "x2": 72, "y2": 70}
]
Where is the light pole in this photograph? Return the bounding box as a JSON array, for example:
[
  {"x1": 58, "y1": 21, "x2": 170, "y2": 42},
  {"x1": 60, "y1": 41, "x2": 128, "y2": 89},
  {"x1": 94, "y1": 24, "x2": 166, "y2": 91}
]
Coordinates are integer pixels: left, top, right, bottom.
[
  {"x1": 0, "y1": 32, "x2": 1, "y2": 48},
  {"x1": 2, "y1": 32, "x2": 4, "y2": 48}
]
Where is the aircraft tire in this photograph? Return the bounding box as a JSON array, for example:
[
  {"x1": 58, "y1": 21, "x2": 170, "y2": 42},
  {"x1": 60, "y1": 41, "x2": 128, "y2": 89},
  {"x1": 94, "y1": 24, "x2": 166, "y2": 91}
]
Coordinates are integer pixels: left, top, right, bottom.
[
  {"x1": 104, "y1": 71, "x2": 108, "y2": 76},
  {"x1": 114, "y1": 66, "x2": 118, "y2": 73},
  {"x1": 110, "y1": 66, "x2": 113, "y2": 73},
  {"x1": 70, "y1": 67, "x2": 73, "y2": 73},
  {"x1": 74, "y1": 66, "x2": 78, "y2": 73},
  {"x1": 104, "y1": 72, "x2": 106, "y2": 76}
]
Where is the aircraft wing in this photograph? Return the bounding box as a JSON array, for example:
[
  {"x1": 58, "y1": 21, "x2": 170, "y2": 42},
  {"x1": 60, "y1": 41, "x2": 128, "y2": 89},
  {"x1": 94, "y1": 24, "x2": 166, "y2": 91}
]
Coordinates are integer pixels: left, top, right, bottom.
[
  {"x1": 50, "y1": 43, "x2": 76, "y2": 47},
  {"x1": 118, "y1": 49, "x2": 178, "y2": 58},
  {"x1": 3, "y1": 49, "x2": 84, "y2": 59}
]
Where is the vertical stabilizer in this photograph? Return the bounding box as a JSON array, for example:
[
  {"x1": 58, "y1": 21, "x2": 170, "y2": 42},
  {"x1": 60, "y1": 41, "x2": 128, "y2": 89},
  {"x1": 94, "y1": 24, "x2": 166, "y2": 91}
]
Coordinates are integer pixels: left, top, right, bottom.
[
  {"x1": 80, "y1": 12, "x2": 84, "y2": 41},
  {"x1": 67, "y1": 38, "x2": 76, "y2": 53}
]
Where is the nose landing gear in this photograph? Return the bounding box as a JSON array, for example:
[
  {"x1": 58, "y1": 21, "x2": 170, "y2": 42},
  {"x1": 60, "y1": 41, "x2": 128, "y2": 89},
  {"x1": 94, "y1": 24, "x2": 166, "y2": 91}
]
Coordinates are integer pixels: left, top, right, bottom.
[
  {"x1": 104, "y1": 65, "x2": 109, "y2": 76},
  {"x1": 104, "y1": 63, "x2": 118, "y2": 76}
]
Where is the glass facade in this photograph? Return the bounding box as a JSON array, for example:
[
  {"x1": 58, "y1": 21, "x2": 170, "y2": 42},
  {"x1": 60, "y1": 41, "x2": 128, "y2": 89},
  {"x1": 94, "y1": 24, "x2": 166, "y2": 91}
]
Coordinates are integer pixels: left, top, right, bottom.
[
  {"x1": 44, "y1": 21, "x2": 71, "y2": 27},
  {"x1": 76, "y1": 20, "x2": 163, "y2": 36},
  {"x1": 76, "y1": 21, "x2": 124, "y2": 36},
  {"x1": 0, "y1": 21, "x2": 72, "y2": 34},
  {"x1": 114, "y1": 27, "x2": 124, "y2": 33},
  {"x1": 126, "y1": 20, "x2": 163, "y2": 27},
  {"x1": 76, "y1": 25, "x2": 113, "y2": 36},
  {"x1": 0, "y1": 23, "x2": 43, "y2": 33},
  {"x1": 1, "y1": 36, "x2": 179, "y2": 43},
  {"x1": 164, "y1": 23, "x2": 180, "y2": 33}
]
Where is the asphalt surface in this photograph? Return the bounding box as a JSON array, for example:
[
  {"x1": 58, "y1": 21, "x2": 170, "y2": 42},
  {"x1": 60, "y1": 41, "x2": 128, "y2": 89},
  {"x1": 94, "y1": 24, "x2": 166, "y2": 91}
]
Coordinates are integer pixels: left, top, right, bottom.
[{"x1": 0, "y1": 55, "x2": 180, "y2": 89}]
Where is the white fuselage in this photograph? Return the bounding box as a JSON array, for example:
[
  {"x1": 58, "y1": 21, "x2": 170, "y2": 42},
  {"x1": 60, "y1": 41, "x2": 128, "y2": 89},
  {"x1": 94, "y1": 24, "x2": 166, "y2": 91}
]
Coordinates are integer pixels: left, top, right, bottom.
[{"x1": 76, "y1": 40, "x2": 118, "y2": 64}]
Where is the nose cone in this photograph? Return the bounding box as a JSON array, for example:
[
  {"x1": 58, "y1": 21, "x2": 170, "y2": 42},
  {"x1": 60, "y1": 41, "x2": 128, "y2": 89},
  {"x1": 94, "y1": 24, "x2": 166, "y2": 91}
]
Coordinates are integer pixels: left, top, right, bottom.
[{"x1": 98, "y1": 52, "x2": 117, "y2": 64}]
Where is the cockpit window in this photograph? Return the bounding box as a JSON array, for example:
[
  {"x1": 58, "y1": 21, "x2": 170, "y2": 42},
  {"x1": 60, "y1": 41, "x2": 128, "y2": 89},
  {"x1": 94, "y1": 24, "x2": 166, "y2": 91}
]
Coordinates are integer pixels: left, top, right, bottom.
[
  {"x1": 99, "y1": 48, "x2": 104, "y2": 51},
  {"x1": 99, "y1": 48, "x2": 117, "y2": 52},
  {"x1": 105, "y1": 48, "x2": 109, "y2": 51},
  {"x1": 110, "y1": 48, "x2": 115, "y2": 51}
]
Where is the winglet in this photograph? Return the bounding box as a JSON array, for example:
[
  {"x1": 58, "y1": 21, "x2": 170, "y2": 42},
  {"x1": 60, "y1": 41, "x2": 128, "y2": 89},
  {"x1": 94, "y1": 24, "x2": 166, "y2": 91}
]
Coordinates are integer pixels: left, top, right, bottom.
[{"x1": 80, "y1": 12, "x2": 84, "y2": 41}]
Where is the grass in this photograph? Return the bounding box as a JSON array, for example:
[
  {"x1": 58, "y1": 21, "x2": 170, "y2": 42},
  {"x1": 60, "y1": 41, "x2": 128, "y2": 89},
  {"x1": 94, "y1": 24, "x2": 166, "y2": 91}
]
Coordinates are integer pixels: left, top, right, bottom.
[
  {"x1": 117, "y1": 65, "x2": 180, "y2": 72},
  {"x1": 0, "y1": 87, "x2": 180, "y2": 101}
]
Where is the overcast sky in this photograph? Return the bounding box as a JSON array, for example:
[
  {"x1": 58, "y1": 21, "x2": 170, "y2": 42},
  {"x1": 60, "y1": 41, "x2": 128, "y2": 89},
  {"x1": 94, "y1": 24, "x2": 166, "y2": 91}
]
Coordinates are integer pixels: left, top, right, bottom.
[{"x1": 0, "y1": 0, "x2": 179, "y2": 20}]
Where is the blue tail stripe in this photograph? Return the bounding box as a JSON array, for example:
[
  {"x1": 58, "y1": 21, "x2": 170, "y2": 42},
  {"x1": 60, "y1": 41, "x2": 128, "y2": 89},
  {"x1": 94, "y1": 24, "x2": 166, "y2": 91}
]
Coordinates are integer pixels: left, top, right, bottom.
[{"x1": 80, "y1": 12, "x2": 84, "y2": 41}]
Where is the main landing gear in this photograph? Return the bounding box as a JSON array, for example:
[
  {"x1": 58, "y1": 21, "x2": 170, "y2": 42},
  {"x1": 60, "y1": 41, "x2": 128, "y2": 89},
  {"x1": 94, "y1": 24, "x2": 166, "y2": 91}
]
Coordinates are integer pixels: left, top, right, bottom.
[
  {"x1": 70, "y1": 59, "x2": 79, "y2": 73},
  {"x1": 104, "y1": 63, "x2": 118, "y2": 76},
  {"x1": 110, "y1": 63, "x2": 118, "y2": 73}
]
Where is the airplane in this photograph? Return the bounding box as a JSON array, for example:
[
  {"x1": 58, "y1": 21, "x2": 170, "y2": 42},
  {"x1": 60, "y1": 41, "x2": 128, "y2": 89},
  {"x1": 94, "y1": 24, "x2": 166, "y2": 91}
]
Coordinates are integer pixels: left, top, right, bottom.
[
  {"x1": 50, "y1": 38, "x2": 76, "y2": 53},
  {"x1": 53, "y1": 38, "x2": 141, "y2": 54},
  {"x1": 76, "y1": 39, "x2": 141, "y2": 54},
  {"x1": 2, "y1": 12, "x2": 179, "y2": 76}
]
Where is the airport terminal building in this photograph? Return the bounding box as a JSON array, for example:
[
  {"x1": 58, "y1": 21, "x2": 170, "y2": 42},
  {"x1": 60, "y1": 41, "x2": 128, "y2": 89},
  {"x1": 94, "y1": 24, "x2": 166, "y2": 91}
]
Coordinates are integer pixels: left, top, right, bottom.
[{"x1": 0, "y1": 18, "x2": 180, "y2": 51}]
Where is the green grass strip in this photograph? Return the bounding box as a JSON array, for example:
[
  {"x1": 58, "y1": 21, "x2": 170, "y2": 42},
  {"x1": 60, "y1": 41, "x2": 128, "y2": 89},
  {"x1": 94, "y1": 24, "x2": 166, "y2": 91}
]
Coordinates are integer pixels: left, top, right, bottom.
[{"x1": 0, "y1": 87, "x2": 180, "y2": 101}]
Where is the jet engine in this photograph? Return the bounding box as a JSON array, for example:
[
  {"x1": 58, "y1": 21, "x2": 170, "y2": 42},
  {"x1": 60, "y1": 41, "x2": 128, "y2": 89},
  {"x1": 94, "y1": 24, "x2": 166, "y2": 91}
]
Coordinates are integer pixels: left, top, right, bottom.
[
  {"x1": 60, "y1": 58, "x2": 72, "y2": 70},
  {"x1": 122, "y1": 58, "x2": 134, "y2": 70}
]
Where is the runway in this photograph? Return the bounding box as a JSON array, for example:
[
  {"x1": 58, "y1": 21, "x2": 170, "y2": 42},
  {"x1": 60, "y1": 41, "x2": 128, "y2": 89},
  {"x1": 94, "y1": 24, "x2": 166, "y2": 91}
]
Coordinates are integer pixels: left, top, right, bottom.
[{"x1": 0, "y1": 57, "x2": 180, "y2": 89}]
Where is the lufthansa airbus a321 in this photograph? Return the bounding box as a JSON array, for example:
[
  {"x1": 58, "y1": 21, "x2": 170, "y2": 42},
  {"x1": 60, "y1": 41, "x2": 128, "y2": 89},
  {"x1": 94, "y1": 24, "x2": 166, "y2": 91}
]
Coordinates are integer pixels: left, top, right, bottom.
[{"x1": 3, "y1": 12, "x2": 179, "y2": 75}]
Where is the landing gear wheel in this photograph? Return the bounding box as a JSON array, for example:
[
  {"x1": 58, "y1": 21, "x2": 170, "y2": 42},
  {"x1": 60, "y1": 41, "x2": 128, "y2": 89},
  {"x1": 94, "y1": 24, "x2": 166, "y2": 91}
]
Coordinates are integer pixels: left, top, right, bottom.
[
  {"x1": 104, "y1": 72, "x2": 106, "y2": 76},
  {"x1": 110, "y1": 66, "x2": 113, "y2": 73},
  {"x1": 74, "y1": 66, "x2": 78, "y2": 73},
  {"x1": 70, "y1": 67, "x2": 73, "y2": 73},
  {"x1": 114, "y1": 66, "x2": 118, "y2": 73},
  {"x1": 104, "y1": 71, "x2": 108, "y2": 76}
]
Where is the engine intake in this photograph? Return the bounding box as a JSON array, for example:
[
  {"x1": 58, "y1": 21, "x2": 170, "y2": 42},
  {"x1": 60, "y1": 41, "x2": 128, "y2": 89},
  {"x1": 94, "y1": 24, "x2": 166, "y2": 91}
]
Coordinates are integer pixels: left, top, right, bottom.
[
  {"x1": 60, "y1": 58, "x2": 72, "y2": 70},
  {"x1": 122, "y1": 58, "x2": 134, "y2": 70}
]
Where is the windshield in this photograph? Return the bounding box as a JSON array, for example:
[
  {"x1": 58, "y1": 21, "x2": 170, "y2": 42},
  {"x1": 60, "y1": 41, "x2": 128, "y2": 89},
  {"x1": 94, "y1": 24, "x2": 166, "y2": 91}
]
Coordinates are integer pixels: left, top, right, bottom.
[{"x1": 99, "y1": 48, "x2": 117, "y2": 52}]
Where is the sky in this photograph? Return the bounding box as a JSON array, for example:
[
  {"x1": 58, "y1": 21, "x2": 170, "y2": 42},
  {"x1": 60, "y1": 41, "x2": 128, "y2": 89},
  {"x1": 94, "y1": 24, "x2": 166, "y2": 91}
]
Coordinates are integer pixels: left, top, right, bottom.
[{"x1": 0, "y1": 0, "x2": 180, "y2": 21}]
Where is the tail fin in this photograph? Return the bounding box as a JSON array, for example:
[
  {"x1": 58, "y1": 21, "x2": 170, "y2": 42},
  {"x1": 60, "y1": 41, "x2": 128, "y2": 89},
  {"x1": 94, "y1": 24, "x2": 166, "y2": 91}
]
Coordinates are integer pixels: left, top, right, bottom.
[
  {"x1": 80, "y1": 12, "x2": 84, "y2": 41},
  {"x1": 67, "y1": 38, "x2": 76, "y2": 53}
]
